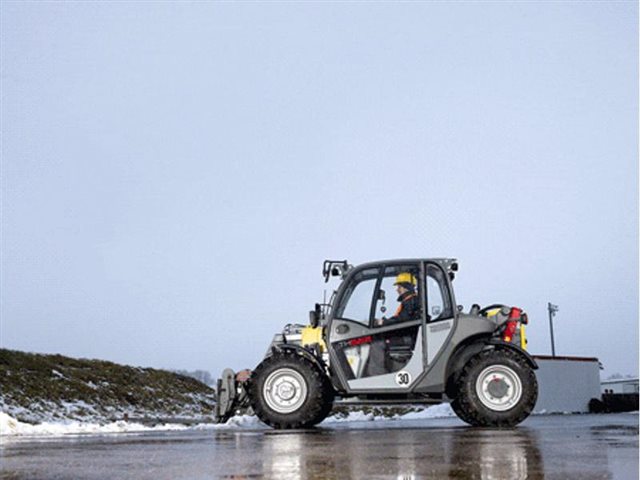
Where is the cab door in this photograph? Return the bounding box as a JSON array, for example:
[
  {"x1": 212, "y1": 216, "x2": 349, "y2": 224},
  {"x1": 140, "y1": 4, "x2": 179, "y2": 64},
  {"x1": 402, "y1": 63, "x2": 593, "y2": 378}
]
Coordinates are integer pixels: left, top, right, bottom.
[
  {"x1": 327, "y1": 263, "x2": 425, "y2": 392},
  {"x1": 424, "y1": 262, "x2": 456, "y2": 365}
]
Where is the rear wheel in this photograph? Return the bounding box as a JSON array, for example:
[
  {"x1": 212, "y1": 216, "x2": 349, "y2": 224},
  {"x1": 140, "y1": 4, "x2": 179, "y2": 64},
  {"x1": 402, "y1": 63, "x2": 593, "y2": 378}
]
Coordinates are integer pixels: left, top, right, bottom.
[
  {"x1": 249, "y1": 352, "x2": 334, "y2": 429},
  {"x1": 450, "y1": 397, "x2": 474, "y2": 425},
  {"x1": 454, "y1": 348, "x2": 537, "y2": 427}
]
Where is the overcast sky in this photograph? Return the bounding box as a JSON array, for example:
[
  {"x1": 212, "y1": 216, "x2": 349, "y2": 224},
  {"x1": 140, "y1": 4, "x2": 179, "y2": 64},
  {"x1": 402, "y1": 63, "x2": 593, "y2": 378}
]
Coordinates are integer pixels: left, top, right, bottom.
[{"x1": 1, "y1": 2, "x2": 637, "y2": 378}]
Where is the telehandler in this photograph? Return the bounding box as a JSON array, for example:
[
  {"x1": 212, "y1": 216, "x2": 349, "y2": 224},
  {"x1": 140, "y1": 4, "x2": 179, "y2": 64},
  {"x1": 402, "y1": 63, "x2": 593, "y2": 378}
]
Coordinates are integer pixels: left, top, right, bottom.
[{"x1": 215, "y1": 258, "x2": 538, "y2": 429}]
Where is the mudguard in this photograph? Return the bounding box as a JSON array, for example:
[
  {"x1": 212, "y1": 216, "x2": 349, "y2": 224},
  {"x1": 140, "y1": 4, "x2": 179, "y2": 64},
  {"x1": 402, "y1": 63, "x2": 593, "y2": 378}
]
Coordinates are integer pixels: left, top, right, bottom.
[
  {"x1": 485, "y1": 339, "x2": 538, "y2": 369},
  {"x1": 272, "y1": 343, "x2": 327, "y2": 373},
  {"x1": 445, "y1": 337, "x2": 538, "y2": 399}
]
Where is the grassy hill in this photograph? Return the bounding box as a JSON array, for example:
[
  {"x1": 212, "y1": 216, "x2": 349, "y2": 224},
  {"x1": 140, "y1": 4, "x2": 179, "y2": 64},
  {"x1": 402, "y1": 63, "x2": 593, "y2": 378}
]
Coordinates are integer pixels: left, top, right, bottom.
[{"x1": 0, "y1": 349, "x2": 216, "y2": 424}]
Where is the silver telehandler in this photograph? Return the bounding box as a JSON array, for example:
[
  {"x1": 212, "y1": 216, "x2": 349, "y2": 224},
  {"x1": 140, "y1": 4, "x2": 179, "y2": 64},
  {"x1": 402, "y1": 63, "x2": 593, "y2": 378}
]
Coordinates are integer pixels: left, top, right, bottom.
[{"x1": 215, "y1": 258, "x2": 538, "y2": 429}]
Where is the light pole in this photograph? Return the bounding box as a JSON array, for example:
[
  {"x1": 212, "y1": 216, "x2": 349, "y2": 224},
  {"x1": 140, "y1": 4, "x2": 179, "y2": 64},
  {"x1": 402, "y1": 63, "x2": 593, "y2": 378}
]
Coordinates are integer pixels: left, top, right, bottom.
[{"x1": 548, "y1": 302, "x2": 558, "y2": 357}]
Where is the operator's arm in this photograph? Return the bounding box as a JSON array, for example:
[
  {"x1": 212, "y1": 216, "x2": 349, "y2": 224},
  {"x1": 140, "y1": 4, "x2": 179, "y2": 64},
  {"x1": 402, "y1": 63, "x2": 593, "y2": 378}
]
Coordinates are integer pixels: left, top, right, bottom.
[{"x1": 377, "y1": 296, "x2": 420, "y2": 326}]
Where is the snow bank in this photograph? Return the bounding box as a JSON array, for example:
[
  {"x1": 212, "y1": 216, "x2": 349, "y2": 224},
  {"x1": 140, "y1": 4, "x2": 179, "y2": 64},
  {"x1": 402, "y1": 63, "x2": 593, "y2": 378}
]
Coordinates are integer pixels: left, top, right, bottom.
[
  {"x1": 0, "y1": 412, "x2": 189, "y2": 437},
  {"x1": 0, "y1": 412, "x2": 269, "y2": 437},
  {"x1": 1, "y1": 404, "x2": 456, "y2": 437}
]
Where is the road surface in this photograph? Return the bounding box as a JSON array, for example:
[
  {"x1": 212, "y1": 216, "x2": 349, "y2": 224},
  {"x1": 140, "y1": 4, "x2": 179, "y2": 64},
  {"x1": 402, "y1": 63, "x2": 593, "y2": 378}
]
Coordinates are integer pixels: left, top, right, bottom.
[{"x1": 1, "y1": 413, "x2": 637, "y2": 479}]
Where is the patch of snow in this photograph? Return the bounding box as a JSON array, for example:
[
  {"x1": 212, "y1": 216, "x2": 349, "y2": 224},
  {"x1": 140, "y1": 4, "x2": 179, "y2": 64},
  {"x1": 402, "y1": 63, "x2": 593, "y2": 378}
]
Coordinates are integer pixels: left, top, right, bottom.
[
  {"x1": 323, "y1": 404, "x2": 456, "y2": 424},
  {"x1": 194, "y1": 415, "x2": 265, "y2": 430},
  {"x1": 400, "y1": 403, "x2": 455, "y2": 419},
  {"x1": 0, "y1": 403, "x2": 463, "y2": 438},
  {"x1": 0, "y1": 412, "x2": 268, "y2": 437},
  {"x1": 0, "y1": 412, "x2": 189, "y2": 437},
  {"x1": 322, "y1": 411, "x2": 377, "y2": 423}
]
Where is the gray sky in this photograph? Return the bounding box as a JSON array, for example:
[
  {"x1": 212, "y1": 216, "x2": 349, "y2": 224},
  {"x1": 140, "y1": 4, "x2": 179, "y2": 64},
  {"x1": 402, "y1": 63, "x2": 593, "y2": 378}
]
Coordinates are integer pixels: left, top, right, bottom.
[{"x1": 1, "y1": 2, "x2": 638, "y2": 378}]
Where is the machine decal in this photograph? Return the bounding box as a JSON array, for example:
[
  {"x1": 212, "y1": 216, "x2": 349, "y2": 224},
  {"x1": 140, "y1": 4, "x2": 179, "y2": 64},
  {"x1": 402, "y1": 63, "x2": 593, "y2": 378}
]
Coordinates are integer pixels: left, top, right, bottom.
[{"x1": 395, "y1": 370, "x2": 412, "y2": 386}]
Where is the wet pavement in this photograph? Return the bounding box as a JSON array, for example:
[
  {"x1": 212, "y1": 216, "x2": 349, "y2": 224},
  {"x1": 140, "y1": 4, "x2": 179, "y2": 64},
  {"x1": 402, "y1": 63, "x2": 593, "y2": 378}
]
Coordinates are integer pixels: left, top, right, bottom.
[{"x1": 1, "y1": 413, "x2": 637, "y2": 479}]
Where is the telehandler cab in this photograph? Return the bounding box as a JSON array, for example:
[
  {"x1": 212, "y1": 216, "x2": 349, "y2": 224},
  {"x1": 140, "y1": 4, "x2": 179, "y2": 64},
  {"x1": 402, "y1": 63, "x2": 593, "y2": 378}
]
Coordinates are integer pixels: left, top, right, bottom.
[{"x1": 215, "y1": 258, "x2": 538, "y2": 429}]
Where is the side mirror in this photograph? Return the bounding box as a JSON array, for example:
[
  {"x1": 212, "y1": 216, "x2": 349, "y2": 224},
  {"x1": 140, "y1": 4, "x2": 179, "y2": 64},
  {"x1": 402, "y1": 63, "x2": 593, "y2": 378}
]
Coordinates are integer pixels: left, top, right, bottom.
[
  {"x1": 457, "y1": 305, "x2": 464, "y2": 312},
  {"x1": 309, "y1": 310, "x2": 319, "y2": 328},
  {"x1": 309, "y1": 303, "x2": 322, "y2": 328}
]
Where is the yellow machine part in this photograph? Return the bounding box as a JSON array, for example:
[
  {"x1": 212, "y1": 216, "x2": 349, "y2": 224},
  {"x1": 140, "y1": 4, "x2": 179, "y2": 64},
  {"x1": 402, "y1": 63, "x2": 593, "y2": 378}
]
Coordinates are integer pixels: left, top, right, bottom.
[
  {"x1": 301, "y1": 326, "x2": 326, "y2": 352},
  {"x1": 485, "y1": 307, "x2": 527, "y2": 350},
  {"x1": 520, "y1": 324, "x2": 527, "y2": 351}
]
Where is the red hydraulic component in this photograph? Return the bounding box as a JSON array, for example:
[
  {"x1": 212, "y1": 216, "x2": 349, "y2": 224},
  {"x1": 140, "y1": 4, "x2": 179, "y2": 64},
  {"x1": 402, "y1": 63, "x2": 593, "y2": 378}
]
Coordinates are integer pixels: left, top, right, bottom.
[
  {"x1": 502, "y1": 308, "x2": 522, "y2": 343},
  {"x1": 503, "y1": 321, "x2": 518, "y2": 342},
  {"x1": 349, "y1": 336, "x2": 372, "y2": 347},
  {"x1": 508, "y1": 307, "x2": 522, "y2": 320}
]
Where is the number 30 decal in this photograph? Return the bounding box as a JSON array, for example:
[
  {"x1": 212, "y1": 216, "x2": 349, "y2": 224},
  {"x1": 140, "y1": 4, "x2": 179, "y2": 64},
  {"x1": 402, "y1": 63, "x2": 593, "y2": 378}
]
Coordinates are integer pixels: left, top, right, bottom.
[{"x1": 395, "y1": 371, "x2": 412, "y2": 386}]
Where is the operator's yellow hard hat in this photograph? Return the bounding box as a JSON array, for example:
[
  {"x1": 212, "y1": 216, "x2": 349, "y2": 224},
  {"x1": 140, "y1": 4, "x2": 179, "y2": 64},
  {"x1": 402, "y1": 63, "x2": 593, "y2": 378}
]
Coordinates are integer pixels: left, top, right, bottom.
[{"x1": 394, "y1": 272, "x2": 417, "y2": 286}]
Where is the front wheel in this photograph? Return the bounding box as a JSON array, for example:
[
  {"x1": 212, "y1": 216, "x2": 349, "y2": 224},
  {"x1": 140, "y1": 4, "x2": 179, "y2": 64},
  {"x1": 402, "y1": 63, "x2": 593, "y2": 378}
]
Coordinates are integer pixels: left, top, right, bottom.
[
  {"x1": 454, "y1": 348, "x2": 537, "y2": 427},
  {"x1": 249, "y1": 352, "x2": 334, "y2": 429}
]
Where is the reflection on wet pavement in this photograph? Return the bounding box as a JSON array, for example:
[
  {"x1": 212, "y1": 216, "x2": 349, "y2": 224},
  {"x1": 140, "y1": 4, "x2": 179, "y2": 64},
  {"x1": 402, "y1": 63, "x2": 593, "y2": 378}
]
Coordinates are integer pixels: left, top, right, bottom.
[
  {"x1": 249, "y1": 426, "x2": 546, "y2": 480},
  {"x1": 1, "y1": 414, "x2": 637, "y2": 479}
]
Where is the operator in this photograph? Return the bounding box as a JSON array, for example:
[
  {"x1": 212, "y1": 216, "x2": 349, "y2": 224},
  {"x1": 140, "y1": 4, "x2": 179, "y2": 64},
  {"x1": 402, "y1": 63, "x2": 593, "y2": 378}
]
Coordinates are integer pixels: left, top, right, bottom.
[
  {"x1": 376, "y1": 272, "x2": 420, "y2": 326},
  {"x1": 365, "y1": 272, "x2": 420, "y2": 377}
]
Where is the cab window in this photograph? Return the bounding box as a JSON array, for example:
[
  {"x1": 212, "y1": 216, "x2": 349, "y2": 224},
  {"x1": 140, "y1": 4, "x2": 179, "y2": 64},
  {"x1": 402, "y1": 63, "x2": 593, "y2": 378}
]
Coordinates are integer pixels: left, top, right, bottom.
[
  {"x1": 426, "y1": 264, "x2": 453, "y2": 321},
  {"x1": 334, "y1": 268, "x2": 379, "y2": 325},
  {"x1": 373, "y1": 265, "x2": 421, "y2": 327}
]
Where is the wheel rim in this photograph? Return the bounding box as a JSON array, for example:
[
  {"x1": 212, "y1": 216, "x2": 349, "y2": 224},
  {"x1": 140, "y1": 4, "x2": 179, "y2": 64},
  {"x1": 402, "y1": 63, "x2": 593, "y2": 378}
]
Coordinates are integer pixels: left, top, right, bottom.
[
  {"x1": 263, "y1": 368, "x2": 308, "y2": 414},
  {"x1": 475, "y1": 365, "x2": 523, "y2": 412}
]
